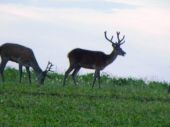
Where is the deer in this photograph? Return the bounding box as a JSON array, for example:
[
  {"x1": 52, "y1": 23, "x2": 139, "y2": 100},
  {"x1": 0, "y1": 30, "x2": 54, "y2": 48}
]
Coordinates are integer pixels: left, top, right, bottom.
[
  {"x1": 0, "y1": 43, "x2": 53, "y2": 84},
  {"x1": 63, "y1": 31, "x2": 126, "y2": 88}
]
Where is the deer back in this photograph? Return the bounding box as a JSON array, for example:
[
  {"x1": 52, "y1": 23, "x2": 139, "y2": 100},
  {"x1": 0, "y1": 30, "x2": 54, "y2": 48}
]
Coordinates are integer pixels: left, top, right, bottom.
[
  {"x1": 68, "y1": 48, "x2": 108, "y2": 69},
  {"x1": 0, "y1": 43, "x2": 38, "y2": 66}
]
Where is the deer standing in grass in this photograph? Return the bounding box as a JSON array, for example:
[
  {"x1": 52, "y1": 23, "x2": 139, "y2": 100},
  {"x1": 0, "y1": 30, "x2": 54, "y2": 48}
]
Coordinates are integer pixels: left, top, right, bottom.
[
  {"x1": 0, "y1": 43, "x2": 53, "y2": 84},
  {"x1": 63, "y1": 31, "x2": 126, "y2": 88}
]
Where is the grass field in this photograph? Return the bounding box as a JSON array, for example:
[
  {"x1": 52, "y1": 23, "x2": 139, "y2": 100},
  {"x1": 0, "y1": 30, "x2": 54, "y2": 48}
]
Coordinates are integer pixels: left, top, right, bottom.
[{"x1": 0, "y1": 68, "x2": 170, "y2": 127}]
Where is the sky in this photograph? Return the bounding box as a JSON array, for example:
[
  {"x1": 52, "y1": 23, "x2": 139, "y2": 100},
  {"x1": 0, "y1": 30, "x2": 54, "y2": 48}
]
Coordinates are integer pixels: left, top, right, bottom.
[{"x1": 0, "y1": 0, "x2": 170, "y2": 82}]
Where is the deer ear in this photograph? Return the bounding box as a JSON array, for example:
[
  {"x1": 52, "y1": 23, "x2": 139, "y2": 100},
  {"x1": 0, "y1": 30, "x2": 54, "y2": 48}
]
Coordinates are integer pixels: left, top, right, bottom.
[{"x1": 112, "y1": 43, "x2": 116, "y2": 47}]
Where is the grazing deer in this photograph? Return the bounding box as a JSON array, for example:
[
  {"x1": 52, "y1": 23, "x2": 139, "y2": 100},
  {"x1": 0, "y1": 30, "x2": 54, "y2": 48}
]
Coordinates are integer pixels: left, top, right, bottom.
[
  {"x1": 0, "y1": 43, "x2": 53, "y2": 84},
  {"x1": 63, "y1": 31, "x2": 126, "y2": 88}
]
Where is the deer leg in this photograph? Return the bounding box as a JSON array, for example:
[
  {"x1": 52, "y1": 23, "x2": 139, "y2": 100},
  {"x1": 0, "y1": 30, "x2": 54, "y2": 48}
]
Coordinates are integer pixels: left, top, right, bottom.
[
  {"x1": 26, "y1": 67, "x2": 31, "y2": 84},
  {"x1": 0, "y1": 58, "x2": 8, "y2": 82},
  {"x1": 19, "y1": 64, "x2": 23, "y2": 83},
  {"x1": 97, "y1": 71, "x2": 101, "y2": 88},
  {"x1": 92, "y1": 70, "x2": 98, "y2": 88},
  {"x1": 71, "y1": 66, "x2": 81, "y2": 85},
  {"x1": 63, "y1": 66, "x2": 74, "y2": 86}
]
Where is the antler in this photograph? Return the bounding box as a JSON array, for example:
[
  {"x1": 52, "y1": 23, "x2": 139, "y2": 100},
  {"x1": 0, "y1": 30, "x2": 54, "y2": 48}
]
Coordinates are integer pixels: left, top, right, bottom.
[
  {"x1": 104, "y1": 31, "x2": 114, "y2": 44},
  {"x1": 116, "y1": 31, "x2": 125, "y2": 45},
  {"x1": 105, "y1": 31, "x2": 125, "y2": 45},
  {"x1": 45, "y1": 61, "x2": 53, "y2": 72}
]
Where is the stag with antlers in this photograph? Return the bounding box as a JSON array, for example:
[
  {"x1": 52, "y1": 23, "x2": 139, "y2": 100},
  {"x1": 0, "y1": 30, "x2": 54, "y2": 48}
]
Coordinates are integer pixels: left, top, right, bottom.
[
  {"x1": 0, "y1": 43, "x2": 53, "y2": 84},
  {"x1": 63, "y1": 31, "x2": 126, "y2": 88}
]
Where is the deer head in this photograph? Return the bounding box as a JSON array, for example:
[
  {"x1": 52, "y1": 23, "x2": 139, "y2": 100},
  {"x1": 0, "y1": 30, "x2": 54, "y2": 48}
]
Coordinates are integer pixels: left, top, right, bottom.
[
  {"x1": 104, "y1": 31, "x2": 126, "y2": 56},
  {"x1": 38, "y1": 61, "x2": 53, "y2": 84}
]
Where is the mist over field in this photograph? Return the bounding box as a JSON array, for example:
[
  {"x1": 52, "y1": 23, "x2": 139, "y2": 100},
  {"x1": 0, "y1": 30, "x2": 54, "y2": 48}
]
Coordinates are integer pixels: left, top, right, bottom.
[{"x1": 0, "y1": 0, "x2": 170, "y2": 82}]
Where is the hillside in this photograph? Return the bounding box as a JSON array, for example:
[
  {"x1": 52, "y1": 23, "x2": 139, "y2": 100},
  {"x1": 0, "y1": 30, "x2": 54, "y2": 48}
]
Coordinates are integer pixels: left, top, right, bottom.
[{"x1": 0, "y1": 68, "x2": 170, "y2": 127}]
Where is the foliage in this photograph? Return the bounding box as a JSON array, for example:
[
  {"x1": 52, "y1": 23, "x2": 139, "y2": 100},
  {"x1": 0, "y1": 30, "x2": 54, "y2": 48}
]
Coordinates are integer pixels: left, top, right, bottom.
[{"x1": 0, "y1": 68, "x2": 170, "y2": 127}]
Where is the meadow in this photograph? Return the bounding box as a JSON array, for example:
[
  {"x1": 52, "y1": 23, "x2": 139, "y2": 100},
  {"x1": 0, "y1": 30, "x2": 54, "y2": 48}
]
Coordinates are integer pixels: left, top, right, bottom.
[{"x1": 0, "y1": 68, "x2": 170, "y2": 127}]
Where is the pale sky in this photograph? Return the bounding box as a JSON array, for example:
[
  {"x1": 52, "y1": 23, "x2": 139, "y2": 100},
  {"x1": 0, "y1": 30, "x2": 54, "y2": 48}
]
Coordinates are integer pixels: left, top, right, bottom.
[{"x1": 0, "y1": 0, "x2": 170, "y2": 82}]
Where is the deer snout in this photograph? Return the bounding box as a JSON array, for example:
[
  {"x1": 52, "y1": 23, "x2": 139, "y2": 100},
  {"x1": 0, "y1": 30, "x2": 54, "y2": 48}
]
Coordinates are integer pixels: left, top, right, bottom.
[
  {"x1": 120, "y1": 50, "x2": 126, "y2": 56},
  {"x1": 122, "y1": 51, "x2": 126, "y2": 56}
]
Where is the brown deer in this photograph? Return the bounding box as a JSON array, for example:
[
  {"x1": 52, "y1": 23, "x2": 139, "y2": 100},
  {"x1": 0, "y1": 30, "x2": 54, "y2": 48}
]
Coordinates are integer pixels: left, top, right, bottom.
[
  {"x1": 0, "y1": 43, "x2": 53, "y2": 84},
  {"x1": 63, "y1": 31, "x2": 126, "y2": 88}
]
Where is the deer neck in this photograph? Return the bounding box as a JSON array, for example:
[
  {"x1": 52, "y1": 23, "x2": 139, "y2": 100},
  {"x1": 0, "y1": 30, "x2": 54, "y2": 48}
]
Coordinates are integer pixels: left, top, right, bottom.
[
  {"x1": 32, "y1": 62, "x2": 43, "y2": 76},
  {"x1": 106, "y1": 49, "x2": 118, "y2": 65}
]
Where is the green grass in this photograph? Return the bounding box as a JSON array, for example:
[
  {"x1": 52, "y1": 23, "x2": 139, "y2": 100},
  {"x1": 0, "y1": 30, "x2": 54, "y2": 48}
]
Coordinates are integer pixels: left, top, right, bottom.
[{"x1": 0, "y1": 68, "x2": 170, "y2": 127}]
